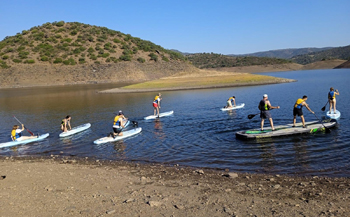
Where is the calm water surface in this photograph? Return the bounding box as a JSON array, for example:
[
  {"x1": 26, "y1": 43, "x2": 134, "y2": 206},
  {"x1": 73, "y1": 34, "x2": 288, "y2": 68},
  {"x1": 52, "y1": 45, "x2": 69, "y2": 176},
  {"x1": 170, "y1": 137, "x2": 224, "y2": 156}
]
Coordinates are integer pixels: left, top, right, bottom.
[{"x1": 1, "y1": 69, "x2": 349, "y2": 177}]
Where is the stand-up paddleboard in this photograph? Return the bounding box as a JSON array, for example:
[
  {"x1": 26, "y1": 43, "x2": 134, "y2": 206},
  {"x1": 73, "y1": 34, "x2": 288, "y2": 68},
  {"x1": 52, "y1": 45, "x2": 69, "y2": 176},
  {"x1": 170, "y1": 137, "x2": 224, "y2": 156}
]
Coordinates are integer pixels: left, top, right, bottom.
[
  {"x1": 236, "y1": 119, "x2": 336, "y2": 140},
  {"x1": 59, "y1": 123, "x2": 91, "y2": 137},
  {"x1": 326, "y1": 110, "x2": 341, "y2": 120},
  {"x1": 221, "y1": 103, "x2": 245, "y2": 111},
  {"x1": 0, "y1": 133, "x2": 50, "y2": 149},
  {"x1": 144, "y1": 111, "x2": 174, "y2": 120},
  {"x1": 93, "y1": 127, "x2": 142, "y2": 144}
]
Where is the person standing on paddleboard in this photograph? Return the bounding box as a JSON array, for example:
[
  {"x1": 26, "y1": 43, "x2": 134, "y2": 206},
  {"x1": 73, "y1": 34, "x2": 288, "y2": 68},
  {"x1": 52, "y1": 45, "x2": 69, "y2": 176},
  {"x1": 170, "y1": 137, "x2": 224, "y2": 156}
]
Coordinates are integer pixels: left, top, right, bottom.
[
  {"x1": 328, "y1": 87, "x2": 339, "y2": 114},
  {"x1": 225, "y1": 96, "x2": 236, "y2": 108},
  {"x1": 293, "y1": 95, "x2": 314, "y2": 128},
  {"x1": 258, "y1": 94, "x2": 280, "y2": 131},
  {"x1": 61, "y1": 115, "x2": 71, "y2": 132},
  {"x1": 11, "y1": 124, "x2": 37, "y2": 141},
  {"x1": 111, "y1": 110, "x2": 128, "y2": 137},
  {"x1": 153, "y1": 93, "x2": 162, "y2": 117}
]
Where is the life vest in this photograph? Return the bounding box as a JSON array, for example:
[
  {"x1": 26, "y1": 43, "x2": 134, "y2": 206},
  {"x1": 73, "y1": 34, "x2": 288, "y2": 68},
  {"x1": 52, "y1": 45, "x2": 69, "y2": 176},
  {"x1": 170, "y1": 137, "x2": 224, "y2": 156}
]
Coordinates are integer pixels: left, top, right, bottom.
[
  {"x1": 259, "y1": 99, "x2": 269, "y2": 111},
  {"x1": 294, "y1": 98, "x2": 304, "y2": 109},
  {"x1": 328, "y1": 91, "x2": 335, "y2": 100},
  {"x1": 11, "y1": 129, "x2": 21, "y2": 141},
  {"x1": 153, "y1": 96, "x2": 160, "y2": 104},
  {"x1": 113, "y1": 115, "x2": 120, "y2": 126},
  {"x1": 227, "y1": 97, "x2": 234, "y2": 102}
]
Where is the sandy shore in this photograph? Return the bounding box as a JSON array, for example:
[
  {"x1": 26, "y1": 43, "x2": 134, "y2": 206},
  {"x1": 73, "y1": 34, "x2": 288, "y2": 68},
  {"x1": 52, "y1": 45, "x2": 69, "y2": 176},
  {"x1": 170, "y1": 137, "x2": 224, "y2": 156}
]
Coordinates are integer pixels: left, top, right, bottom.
[{"x1": 1, "y1": 156, "x2": 349, "y2": 217}]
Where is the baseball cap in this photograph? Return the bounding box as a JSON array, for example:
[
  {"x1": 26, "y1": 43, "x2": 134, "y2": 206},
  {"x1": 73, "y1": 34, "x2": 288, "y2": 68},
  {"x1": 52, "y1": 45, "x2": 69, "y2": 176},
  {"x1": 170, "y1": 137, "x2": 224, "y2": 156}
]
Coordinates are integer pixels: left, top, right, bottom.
[
  {"x1": 263, "y1": 94, "x2": 268, "y2": 98},
  {"x1": 118, "y1": 110, "x2": 123, "y2": 115}
]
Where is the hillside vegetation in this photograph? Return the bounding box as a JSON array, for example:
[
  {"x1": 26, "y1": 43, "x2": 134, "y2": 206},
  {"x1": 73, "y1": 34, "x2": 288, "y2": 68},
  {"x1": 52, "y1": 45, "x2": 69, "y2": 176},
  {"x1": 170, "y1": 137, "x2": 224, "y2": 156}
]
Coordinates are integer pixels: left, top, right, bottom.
[
  {"x1": 0, "y1": 21, "x2": 185, "y2": 69},
  {"x1": 229, "y1": 47, "x2": 333, "y2": 59},
  {"x1": 291, "y1": 45, "x2": 350, "y2": 65},
  {"x1": 187, "y1": 53, "x2": 292, "y2": 69}
]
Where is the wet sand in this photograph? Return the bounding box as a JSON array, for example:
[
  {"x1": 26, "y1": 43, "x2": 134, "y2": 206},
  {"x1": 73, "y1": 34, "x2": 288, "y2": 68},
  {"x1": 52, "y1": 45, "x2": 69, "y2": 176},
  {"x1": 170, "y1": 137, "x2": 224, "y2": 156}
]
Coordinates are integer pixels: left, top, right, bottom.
[{"x1": 1, "y1": 156, "x2": 349, "y2": 216}]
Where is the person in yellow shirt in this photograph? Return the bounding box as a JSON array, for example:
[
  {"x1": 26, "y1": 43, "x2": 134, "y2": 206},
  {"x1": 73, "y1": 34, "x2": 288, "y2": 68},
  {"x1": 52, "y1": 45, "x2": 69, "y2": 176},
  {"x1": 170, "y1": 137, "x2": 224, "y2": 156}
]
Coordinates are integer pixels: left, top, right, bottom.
[
  {"x1": 111, "y1": 111, "x2": 128, "y2": 137},
  {"x1": 328, "y1": 87, "x2": 340, "y2": 113},
  {"x1": 225, "y1": 96, "x2": 236, "y2": 108},
  {"x1": 11, "y1": 124, "x2": 37, "y2": 141},
  {"x1": 293, "y1": 95, "x2": 314, "y2": 128},
  {"x1": 153, "y1": 93, "x2": 162, "y2": 116}
]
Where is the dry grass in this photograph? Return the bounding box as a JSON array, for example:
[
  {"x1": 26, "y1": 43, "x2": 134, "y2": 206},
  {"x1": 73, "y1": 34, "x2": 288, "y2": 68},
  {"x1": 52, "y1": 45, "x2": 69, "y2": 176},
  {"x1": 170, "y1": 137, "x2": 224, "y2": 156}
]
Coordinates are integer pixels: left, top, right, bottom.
[{"x1": 122, "y1": 72, "x2": 288, "y2": 89}]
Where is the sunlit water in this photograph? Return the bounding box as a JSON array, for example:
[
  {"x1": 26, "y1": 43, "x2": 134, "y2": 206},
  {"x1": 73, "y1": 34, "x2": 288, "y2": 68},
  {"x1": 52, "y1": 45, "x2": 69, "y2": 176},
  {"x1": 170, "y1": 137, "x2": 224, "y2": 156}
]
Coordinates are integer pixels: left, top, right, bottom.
[{"x1": 0, "y1": 69, "x2": 349, "y2": 177}]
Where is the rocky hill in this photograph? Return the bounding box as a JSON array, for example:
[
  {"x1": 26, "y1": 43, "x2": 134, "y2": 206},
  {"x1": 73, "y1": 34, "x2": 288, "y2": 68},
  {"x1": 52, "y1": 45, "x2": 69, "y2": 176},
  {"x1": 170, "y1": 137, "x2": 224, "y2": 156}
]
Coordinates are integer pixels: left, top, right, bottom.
[
  {"x1": 334, "y1": 60, "x2": 350, "y2": 69},
  {"x1": 0, "y1": 21, "x2": 194, "y2": 87}
]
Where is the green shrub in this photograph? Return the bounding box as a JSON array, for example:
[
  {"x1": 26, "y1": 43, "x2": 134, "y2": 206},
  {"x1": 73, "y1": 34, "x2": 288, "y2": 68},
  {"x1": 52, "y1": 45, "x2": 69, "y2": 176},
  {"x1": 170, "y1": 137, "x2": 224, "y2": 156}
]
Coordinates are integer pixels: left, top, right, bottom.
[
  {"x1": 55, "y1": 34, "x2": 62, "y2": 38},
  {"x1": 24, "y1": 59, "x2": 35, "y2": 64},
  {"x1": 90, "y1": 54, "x2": 97, "y2": 60},
  {"x1": 88, "y1": 36, "x2": 94, "y2": 42},
  {"x1": 63, "y1": 58, "x2": 76, "y2": 65},
  {"x1": 61, "y1": 38, "x2": 72, "y2": 43},
  {"x1": 70, "y1": 30, "x2": 78, "y2": 36},
  {"x1": 94, "y1": 61, "x2": 100, "y2": 64},
  {"x1": 0, "y1": 60, "x2": 10, "y2": 68},
  {"x1": 97, "y1": 38, "x2": 105, "y2": 42},
  {"x1": 101, "y1": 53, "x2": 110, "y2": 58},
  {"x1": 162, "y1": 56, "x2": 169, "y2": 62},
  {"x1": 119, "y1": 54, "x2": 131, "y2": 61},
  {"x1": 53, "y1": 58, "x2": 63, "y2": 63},
  {"x1": 106, "y1": 58, "x2": 111, "y2": 62},
  {"x1": 13, "y1": 59, "x2": 21, "y2": 63},
  {"x1": 137, "y1": 57, "x2": 145, "y2": 63},
  {"x1": 149, "y1": 53, "x2": 158, "y2": 61},
  {"x1": 18, "y1": 51, "x2": 29, "y2": 59},
  {"x1": 113, "y1": 38, "x2": 121, "y2": 43},
  {"x1": 41, "y1": 56, "x2": 49, "y2": 61},
  {"x1": 79, "y1": 58, "x2": 85, "y2": 64},
  {"x1": 2, "y1": 55, "x2": 9, "y2": 60},
  {"x1": 55, "y1": 21, "x2": 65, "y2": 27},
  {"x1": 88, "y1": 47, "x2": 94, "y2": 53},
  {"x1": 17, "y1": 46, "x2": 25, "y2": 51},
  {"x1": 4, "y1": 48, "x2": 14, "y2": 53},
  {"x1": 22, "y1": 30, "x2": 29, "y2": 35}
]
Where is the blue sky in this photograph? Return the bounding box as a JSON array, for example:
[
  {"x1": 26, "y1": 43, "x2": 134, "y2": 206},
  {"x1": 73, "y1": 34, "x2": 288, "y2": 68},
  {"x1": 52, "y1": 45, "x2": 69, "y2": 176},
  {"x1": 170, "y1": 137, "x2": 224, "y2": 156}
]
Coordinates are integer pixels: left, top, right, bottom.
[{"x1": 0, "y1": 0, "x2": 349, "y2": 54}]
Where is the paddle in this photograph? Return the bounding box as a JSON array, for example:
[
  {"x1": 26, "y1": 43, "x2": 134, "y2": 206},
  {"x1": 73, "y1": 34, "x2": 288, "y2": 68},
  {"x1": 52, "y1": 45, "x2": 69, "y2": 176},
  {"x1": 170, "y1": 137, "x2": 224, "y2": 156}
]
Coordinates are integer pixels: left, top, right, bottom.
[
  {"x1": 321, "y1": 101, "x2": 328, "y2": 111},
  {"x1": 312, "y1": 113, "x2": 331, "y2": 133},
  {"x1": 13, "y1": 116, "x2": 35, "y2": 136},
  {"x1": 248, "y1": 113, "x2": 260, "y2": 119}
]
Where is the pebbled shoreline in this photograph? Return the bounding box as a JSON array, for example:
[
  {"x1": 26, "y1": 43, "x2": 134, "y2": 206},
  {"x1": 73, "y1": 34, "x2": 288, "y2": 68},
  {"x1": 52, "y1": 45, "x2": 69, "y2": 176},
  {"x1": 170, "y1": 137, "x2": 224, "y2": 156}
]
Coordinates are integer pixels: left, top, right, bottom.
[{"x1": 1, "y1": 156, "x2": 349, "y2": 216}]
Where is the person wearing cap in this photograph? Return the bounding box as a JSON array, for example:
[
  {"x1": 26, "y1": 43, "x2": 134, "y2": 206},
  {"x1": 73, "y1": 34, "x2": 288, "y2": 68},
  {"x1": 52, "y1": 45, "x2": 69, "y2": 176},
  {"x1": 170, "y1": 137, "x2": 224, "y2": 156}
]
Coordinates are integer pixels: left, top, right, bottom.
[
  {"x1": 293, "y1": 95, "x2": 314, "y2": 128},
  {"x1": 153, "y1": 93, "x2": 162, "y2": 117},
  {"x1": 225, "y1": 96, "x2": 236, "y2": 108},
  {"x1": 111, "y1": 111, "x2": 128, "y2": 137},
  {"x1": 258, "y1": 94, "x2": 280, "y2": 131},
  {"x1": 328, "y1": 87, "x2": 339, "y2": 113}
]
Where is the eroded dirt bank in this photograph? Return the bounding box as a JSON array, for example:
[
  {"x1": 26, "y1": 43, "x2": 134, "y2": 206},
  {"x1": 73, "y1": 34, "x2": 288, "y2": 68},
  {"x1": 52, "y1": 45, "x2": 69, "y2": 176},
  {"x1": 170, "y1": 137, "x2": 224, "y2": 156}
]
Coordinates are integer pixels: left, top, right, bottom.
[{"x1": 1, "y1": 157, "x2": 349, "y2": 216}]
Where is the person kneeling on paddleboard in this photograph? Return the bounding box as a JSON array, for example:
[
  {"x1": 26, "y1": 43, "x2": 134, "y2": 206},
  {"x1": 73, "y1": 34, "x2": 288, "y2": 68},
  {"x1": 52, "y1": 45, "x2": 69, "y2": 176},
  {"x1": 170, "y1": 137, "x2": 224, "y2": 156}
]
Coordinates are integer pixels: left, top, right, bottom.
[
  {"x1": 225, "y1": 96, "x2": 236, "y2": 108},
  {"x1": 111, "y1": 111, "x2": 128, "y2": 138},
  {"x1": 258, "y1": 94, "x2": 280, "y2": 131},
  {"x1": 153, "y1": 93, "x2": 162, "y2": 117},
  {"x1": 328, "y1": 87, "x2": 339, "y2": 114},
  {"x1": 11, "y1": 124, "x2": 37, "y2": 141},
  {"x1": 293, "y1": 95, "x2": 314, "y2": 128},
  {"x1": 61, "y1": 115, "x2": 72, "y2": 132}
]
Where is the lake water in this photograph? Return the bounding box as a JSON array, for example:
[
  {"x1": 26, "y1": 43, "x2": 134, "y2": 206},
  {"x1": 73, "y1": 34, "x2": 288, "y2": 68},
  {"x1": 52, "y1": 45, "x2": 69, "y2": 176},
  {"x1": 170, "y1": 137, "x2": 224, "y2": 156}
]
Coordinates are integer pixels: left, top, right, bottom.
[{"x1": 1, "y1": 69, "x2": 349, "y2": 177}]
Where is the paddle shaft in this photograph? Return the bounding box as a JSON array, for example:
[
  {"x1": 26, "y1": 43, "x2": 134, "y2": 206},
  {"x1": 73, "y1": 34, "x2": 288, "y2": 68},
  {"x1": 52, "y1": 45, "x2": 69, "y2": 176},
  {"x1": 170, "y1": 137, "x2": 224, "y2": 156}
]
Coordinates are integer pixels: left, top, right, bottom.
[
  {"x1": 312, "y1": 113, "x2": 331, "y2": 133},
  {"x1": 13, "y1": 116, "x2": 35, "y2": 136},
  {"x1": 321, "y1": 101, "x2": 328, "y2": 111}
]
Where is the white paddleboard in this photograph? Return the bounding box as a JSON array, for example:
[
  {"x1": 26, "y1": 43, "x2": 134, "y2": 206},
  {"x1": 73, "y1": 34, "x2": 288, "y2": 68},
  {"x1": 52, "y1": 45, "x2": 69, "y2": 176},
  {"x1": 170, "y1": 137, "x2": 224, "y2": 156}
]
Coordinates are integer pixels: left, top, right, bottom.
[
  {"x1": 144, "y1": 111, "x2": 174, "y2": 120},
  {"x1": 93, "y1": 127, "x2": 142, "y2": 144},
  {"x1": 0, "y1": 133, "x2": 50, "y2": 149},
  {"x1": 326, "y1": 110, "x2": 341, "y2": 120},
  {"x1": 59, "y1": 123, "x2": 91, "y2": 137},
  {"x1": 221, "y1": 103, "x2": 245, "y2": 111}
]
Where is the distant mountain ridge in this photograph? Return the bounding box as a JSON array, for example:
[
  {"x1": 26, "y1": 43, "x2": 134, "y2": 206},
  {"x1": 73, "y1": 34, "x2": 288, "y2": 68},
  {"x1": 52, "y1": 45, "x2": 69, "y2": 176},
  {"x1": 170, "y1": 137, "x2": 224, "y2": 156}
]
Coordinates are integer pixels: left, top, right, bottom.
[
  {"x1": 228, "y1": 47, "x2": 333, "y2": 59},
  {"x1": 291, "y1": 45, "x2": 350, "y2": 65}
]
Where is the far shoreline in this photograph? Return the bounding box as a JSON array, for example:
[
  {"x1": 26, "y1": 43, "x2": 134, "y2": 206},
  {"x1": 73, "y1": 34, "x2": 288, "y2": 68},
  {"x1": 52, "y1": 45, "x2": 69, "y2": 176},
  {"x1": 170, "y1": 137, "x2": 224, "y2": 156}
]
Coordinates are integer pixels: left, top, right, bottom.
[{"x1": 99, "y1": 79, "x2": 296, "y2": 94}]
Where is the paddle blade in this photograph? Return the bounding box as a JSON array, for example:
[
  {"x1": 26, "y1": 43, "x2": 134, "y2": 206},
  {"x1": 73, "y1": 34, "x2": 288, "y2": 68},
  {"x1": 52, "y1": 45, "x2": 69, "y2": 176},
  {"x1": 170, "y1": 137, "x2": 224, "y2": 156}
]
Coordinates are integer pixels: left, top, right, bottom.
[
  {"x1": 325, "y1": 127, "x2": 331, "y2": 133},
  {"x1": 321, "y1": 106, "x2": 326, "y2": 111},
  {"x1": 248, "y1": 114, "x2": 257, "y2": 119}
]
